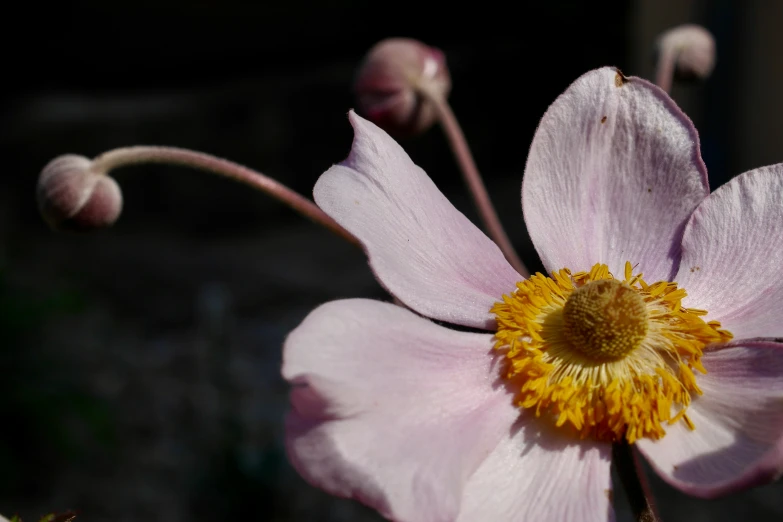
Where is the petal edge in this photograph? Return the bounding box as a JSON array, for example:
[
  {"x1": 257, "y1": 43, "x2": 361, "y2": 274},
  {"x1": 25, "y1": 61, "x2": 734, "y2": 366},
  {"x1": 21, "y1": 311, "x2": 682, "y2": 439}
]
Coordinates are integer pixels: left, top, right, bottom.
[
  {"x1": 638, "y1": 340, "x2": 783, "y2": 498},
  {"x1": 283, "y1": 299, "x2": 520, "y2": 521},
  {"x1": 675, "y1": 164, "x2": 783, "y2": 339},
  {"x1": 522, "y1": 67, "x2": 708, "y2": 281},
  {"x1": 314, "y1": 112, "x2": 522, "y2": 330}
]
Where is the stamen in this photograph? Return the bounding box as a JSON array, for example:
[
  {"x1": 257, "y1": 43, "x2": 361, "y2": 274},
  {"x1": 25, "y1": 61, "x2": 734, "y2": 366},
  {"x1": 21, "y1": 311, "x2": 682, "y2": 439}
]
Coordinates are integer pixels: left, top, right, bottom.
[{"x1": 491, "y1": 262, "x2": 733, "y2": 443}]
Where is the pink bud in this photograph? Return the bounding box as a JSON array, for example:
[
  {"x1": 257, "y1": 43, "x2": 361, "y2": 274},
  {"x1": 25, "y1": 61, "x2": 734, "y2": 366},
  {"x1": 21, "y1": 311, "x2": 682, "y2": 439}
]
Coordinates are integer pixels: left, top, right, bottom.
[
  {"x1": 656, "y1": 24, "x2": 716, "y2": 82},
  {"x1": 354, "y1": 38, "x2": 451, "y2": 137},
  {"x1": 37, "y1": 154, "x2": 123, "y2": 231}
]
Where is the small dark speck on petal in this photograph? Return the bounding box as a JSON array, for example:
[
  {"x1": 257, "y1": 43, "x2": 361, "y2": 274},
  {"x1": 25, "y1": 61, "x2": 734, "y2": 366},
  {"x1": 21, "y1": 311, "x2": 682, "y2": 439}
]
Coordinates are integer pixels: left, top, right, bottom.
[
  {"x1": 604, "y1": 489, "x2": 613, "y2": 502},
  {"x1": 690, "y1": 266, "x2": 701, "y2": 273},
  {"x1": 647, "y1": 188, "x2": 652, "y2": 193},
  {"x1": 601, "y1": 116, "x2": 607, "y2": 124},
  {"x1": 614, "y1": 71, "x2": 628, "y2": 87}
]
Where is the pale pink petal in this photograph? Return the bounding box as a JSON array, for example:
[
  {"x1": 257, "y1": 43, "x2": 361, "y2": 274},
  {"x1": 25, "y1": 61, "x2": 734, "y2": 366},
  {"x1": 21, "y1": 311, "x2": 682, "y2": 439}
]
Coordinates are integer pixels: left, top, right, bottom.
[
  {"x1": 675, "y1": 165, "x2": 783, "y2": 338},
  {"x1": 283, "y1": 299, "x2": 520, "y2": 522},
  {"x1": 637, "y1": 340, "x2": 783, "y2": 497},
  {"x1": 314, "y1": 112, "x2": 522, "y2": 330},
  {"x1": 457, "y1": 420, "x2": 614, "y2": 522},
  {"x1": 522, "y1": 67, "x2": 708, "y2": 281}
]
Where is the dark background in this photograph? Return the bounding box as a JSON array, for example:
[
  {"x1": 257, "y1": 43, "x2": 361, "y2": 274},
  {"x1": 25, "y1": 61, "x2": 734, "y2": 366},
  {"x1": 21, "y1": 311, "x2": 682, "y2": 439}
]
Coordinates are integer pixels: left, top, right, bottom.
[{"x1": 2, "y1": 1, "x2": 781, "y2": 521}]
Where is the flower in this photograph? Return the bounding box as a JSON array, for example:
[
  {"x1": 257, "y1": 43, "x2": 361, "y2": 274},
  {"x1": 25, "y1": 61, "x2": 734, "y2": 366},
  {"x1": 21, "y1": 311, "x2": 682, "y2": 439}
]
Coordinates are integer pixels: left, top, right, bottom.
[
  {"x1": 37, "y1": 154, "x2": 123, "y2": 231},
  {"x1": 354, "y1": 38, "x2": 451, "y2": 137},
  {"x1": 282, "y1": 67, "x2": 783, "y2": 521},
  {"x1": 655, "y1": 24, "x2": 716, "y2": 82}
]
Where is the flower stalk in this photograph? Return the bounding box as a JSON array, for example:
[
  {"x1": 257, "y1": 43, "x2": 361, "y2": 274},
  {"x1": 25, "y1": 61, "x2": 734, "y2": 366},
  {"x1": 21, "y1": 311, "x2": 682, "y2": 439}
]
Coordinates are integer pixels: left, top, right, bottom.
[
  {"x1": 353, "y1": 37, "x2": 528, "y2": 277},
  {"x1": 418, "y1": 87, "x2": 528, "y2": 277},
  {"x1": 613, "y1": 441, "x2": 661, "y2": 522},
  {"x1": 39, "y1": 146, "x2": 360, "y2": 247}
]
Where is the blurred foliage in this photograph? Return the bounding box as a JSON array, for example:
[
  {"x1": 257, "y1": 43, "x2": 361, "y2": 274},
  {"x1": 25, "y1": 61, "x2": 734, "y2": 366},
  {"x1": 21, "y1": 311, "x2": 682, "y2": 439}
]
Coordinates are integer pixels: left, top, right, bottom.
[
  {"x1": 9, "y1": 512, "x2": 77, "y2": 522},
  {"x1": 0, "y1": 265, "x2": 116, "y2": 499},
  {"x1": 190, "y1": 420, "x2": 288, "y2": 520}
]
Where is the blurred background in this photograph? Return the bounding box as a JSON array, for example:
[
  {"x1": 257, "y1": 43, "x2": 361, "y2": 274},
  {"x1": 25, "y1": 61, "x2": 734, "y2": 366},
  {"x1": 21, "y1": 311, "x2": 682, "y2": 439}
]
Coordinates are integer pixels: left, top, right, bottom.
[{"x1": 2, "y1": 0, "x2": 782, "y2": 520}]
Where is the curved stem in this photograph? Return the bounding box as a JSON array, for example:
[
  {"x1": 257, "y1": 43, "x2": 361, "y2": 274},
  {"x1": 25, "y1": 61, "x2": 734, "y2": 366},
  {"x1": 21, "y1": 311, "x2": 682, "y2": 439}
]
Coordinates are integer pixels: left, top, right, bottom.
[
  {"x1": 419, "y1": 90, "x2": 528, "y2": 277},
  {"x1": 655, "y1": 47, "x2": 678, "y2": 94},
  {"x1": 613, "y1": 441, "x2": 661, "y2": 522},
  {"x1": 91, "y1": 146, "x2": 359, "y2": 247}
]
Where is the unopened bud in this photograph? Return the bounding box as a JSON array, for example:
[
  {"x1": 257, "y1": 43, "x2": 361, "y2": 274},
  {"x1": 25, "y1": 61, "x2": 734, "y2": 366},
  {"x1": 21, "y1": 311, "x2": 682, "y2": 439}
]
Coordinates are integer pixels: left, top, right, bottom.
[
  {"x1": 37, "y1": 155, "x2": 123, "y2": 231},
  {"x1": 655, "y1": 24, "x2": 716, "y2": 82},
  {"x1": 354, "y1": 38, "x2": 451, "y2": 137}
]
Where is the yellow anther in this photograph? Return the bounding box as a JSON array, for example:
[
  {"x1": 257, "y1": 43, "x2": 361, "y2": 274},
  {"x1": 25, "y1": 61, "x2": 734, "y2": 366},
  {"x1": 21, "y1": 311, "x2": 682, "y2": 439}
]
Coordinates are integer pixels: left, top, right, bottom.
[{"x1": 490, "y1": 262, "x2": 733, "y2": 443}]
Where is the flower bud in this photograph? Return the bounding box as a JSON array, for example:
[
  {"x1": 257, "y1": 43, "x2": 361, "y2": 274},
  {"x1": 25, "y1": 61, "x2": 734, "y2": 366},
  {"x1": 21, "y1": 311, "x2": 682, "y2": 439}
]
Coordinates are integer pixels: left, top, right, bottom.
[
  {"x1": 37, "y1": 154, "x2": 123, "y2": 231},
  {"x1": 354, "y1": 38, "x2": 451, "y2": 137},
  {"x1": 655, "y1": 24, "x2": 716, "y2": 82}
]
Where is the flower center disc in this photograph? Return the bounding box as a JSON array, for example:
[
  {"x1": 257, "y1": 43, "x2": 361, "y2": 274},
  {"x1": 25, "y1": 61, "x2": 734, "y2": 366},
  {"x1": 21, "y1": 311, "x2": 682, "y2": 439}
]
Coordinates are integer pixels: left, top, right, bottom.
[
  {"x1": 491, "y1": 262, "x2": 734, "y2": 443},
  {"x1": 563, "y1": 279, "x2": 648, "y2": 360}
]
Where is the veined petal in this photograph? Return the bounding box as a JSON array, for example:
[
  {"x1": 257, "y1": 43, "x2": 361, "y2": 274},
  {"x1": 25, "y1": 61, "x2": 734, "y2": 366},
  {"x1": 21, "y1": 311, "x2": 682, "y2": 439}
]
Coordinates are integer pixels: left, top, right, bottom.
[
  {"x1": 675, "y1": 165, "x2": 783, "y2": 338},
  {"x1": 456, "y1": 420, "x2": 614, "y2": 522},
  {"x1": 314, "y1": 111, "x2": 522, "y2": 330},
  {"x1": 522, "y1": 67, "x2": 708, "y2": 281},
  {"x1": 283, "y1": 299, "x2": 519, "y2": 522},
  {"x1": 638, "y1": 340, "x2": 783, "y2": 497}
]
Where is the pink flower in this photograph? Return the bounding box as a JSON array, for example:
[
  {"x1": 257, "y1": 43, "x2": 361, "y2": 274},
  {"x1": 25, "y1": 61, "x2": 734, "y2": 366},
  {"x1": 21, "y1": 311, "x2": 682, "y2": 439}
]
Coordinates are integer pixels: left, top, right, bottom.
[{"x1": 282, "y1": 67, "x2": 783, "y2": 521}]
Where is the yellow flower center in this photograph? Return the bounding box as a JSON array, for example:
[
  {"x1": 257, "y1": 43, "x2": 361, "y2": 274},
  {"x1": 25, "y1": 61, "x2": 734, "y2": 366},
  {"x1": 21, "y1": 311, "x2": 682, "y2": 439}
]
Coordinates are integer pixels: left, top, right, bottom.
[
  {"x1": 563, "y1": 279, "x2": 648, "y2": 360},
  {"x1": 491, "y1": 262, "x2": 733, "y2": 443}
]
